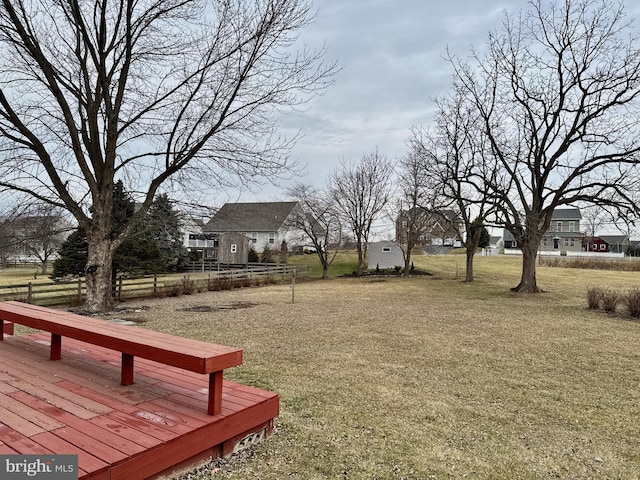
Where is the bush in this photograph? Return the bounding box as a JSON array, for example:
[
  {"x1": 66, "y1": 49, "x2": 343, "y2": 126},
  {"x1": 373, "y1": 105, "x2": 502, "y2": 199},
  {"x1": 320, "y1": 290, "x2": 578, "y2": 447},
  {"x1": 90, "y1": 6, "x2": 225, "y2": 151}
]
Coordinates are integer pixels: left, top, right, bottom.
[
  {"x1": 248, "y1": 244, "x2": 259, "y2": 263},
  {"x1": 181, "y1": 276, "x2": 196, "y2": 295},
  {"x1": 586, "y1": 286, "x2": 605, "y2": 310},
  {"x1": 601, "y1": 289, "x2": 619, "y2": 314},
  {"x1": 623, "y1": 288, "x2": 640, "y2": 318},
  {"x1": 208, "y1": 274, "x2": 233, "y2": 291},
  {"x1": 261, "y1": 244, "x2": 275, "y2": 263}
]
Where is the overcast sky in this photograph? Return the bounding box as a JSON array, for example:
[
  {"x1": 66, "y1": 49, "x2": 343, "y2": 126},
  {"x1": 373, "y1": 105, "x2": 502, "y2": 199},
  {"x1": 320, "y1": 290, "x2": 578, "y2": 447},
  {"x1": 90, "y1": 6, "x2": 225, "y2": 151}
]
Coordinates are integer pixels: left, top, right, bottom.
[{"x1": 231, "y1": 0, "x2": 516, "y2": 202}]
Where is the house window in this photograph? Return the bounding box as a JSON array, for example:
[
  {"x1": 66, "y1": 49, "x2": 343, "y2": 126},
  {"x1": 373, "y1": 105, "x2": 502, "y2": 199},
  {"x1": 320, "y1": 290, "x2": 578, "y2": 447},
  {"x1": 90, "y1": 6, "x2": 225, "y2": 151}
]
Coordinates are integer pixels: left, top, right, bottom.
[
  {"x1": 564, "y1": 238, "x2": 569, "y2": 247},
  {"x1": 556, "y1": 221, "x2": 563, "y2": 232},
  {"x1": 543, "y1": 238, "x2": 548, "y2": 247},
  {"x1": 569, "y1": 221, "x2": 575, "y2": 232},
  {"x1": 600, "y1": 244, "x2": 606, "y2": 251},
  {"x1": 401, "y1": 220, "x2": 408, "y2": 229},
  {"x1": 268, "y1": 232, "x2": 275, "y2": 244},
  {"x1": 570, "y1": 238, "x2": 575, "y2": 247},
  {"x1": 382, "y1": 247, "x2": 391, "y2": 253},
  {"x1": 250, "y1": 232, "x2": 258, "y2": 244},
  {"x1": 231, "y1": 244, "x2": 237, "y2": 253}
]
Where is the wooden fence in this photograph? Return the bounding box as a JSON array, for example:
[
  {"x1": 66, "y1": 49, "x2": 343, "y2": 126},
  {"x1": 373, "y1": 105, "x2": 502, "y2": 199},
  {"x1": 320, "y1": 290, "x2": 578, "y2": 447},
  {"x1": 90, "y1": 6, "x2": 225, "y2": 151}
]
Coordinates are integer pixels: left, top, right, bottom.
[{"x1": 0, "y1": 264, "x2": 309, "y2": 307}]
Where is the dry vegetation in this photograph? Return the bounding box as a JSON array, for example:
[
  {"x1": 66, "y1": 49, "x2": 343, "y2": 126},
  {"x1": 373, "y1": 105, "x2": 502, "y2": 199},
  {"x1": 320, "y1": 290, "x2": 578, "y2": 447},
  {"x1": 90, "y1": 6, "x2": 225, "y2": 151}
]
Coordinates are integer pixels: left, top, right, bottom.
[{"x1": 98, "y1": 255, "x2": 640, "y2": 479}]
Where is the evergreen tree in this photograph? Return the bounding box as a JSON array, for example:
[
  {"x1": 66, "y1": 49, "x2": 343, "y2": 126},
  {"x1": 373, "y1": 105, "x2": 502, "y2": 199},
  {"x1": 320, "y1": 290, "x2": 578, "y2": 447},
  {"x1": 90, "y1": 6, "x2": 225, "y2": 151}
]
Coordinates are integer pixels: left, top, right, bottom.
[
  {"x1": 261, "y1": 244, "x2": 275, "y2": 263},
  {"x1": 248, "y1": 244, "x2": 259, "y2": 263},
  {"x1": 51, "y1": 229, "x2": 88, "y2": 279},
  {"x1": 51, "y1": 186, "x2": 187, "y2": 279},
  {"x1": 145, "y1": 194, "x2": 188, "y2": 271}
]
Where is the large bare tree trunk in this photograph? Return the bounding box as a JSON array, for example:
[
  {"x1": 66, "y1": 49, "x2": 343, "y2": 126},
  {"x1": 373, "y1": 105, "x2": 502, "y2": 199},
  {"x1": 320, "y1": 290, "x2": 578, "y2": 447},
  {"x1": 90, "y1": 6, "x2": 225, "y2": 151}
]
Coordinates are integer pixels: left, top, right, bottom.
[
  {"x1": 83, "y1": 191, "x2": 116, "y2": 312},
  {"x1": 513, "y1": 244, "x2": 540, "y2": 293},
  {"x1": 84, "y1": 237, "x2": 115, "y2": 312}
]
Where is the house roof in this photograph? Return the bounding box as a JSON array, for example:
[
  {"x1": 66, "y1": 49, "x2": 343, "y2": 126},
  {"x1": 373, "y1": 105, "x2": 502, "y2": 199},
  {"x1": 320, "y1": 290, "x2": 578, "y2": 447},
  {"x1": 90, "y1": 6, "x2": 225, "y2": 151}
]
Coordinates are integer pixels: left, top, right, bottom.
[
  {"x1": 551, "y1": 208, "x2": 582, "y2": 220},
  {"x1": 598, "y1": 235, "x2": 629, "y2": 245},
  {"x1": 204, "y1": 202, "x2": 298, "y2": 233}
]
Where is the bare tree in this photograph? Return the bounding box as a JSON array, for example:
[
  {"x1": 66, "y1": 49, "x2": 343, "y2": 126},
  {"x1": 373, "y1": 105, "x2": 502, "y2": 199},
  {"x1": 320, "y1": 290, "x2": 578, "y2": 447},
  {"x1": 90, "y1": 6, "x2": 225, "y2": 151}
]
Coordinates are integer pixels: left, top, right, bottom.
[
  {"x1": 286, "y1": 183, "x2": 341, "y2": 279},
  {"x1": 411, "y1": 90, "x2": 495, "y2": 282},
  {"x1": 14, "y1": 204, "x2": 71, "y2": 275},
  {"x1": 330, "y1": 150, "x2": 394, "y2": 276},
  {"x1": 394, "y1": 150, "x2": 434, "y2": 277},
  {"x1": 449, "y1": 0, "x2": 640, "y2": 292},
  {"x1": 0, "y1": 0, "x2": 335, "y2": 311}
]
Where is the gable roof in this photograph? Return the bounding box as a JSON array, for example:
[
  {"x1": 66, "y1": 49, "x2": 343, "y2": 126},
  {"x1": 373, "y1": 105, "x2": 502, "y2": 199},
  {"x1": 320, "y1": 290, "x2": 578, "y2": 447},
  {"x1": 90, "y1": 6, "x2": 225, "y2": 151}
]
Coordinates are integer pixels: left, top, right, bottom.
[
  {"x1": 598, "y1": 235, "x2": 629, "y2": 245},
  {"x1": 551, "y1": 208, "x2": 582, "y2": 220},
  {"x1": 204, "y1": 202, "x2": 298, "y2": 233}
]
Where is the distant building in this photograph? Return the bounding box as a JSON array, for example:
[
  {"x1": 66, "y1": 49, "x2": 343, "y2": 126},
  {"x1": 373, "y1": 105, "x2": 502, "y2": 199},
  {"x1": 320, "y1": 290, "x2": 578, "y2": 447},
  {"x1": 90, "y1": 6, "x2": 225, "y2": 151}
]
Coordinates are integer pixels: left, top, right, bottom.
[
  {"x1": 540, "y1": 208, "x2": 583, "y2": 253},
  {"x1": 586, "y1": 235, "x2": 629, "y2": 254},
  {"x1": 204, "y1": 202, "x2": 301, "y2": 252},
  {"x1": 502, "y1": 207, "x2": 583, "y2": 254},
  {"x1": 367, "y1": 241, "x2": 404, "y2": 270},
  {"x1": 187, "y1": 232, "x2": 249, "y2": 264},
  {"x1": 395, "y1": 208, "x2": 462, "y2": 247}
]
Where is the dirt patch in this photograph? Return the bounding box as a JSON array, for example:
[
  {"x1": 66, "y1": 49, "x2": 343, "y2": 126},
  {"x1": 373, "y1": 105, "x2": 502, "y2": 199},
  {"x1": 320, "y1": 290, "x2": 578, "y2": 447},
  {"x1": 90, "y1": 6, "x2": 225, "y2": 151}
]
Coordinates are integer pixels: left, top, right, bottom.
[{"x1": 178, "y1": 302, "x2": 258, "y2": 313}]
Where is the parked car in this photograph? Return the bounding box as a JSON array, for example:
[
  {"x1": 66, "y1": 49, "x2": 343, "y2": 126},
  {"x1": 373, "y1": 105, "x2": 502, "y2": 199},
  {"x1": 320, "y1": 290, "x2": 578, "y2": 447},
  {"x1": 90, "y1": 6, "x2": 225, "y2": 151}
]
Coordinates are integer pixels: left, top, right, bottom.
[{"x1": 302, "y1": 245, "x2": 317, "y2": 254}]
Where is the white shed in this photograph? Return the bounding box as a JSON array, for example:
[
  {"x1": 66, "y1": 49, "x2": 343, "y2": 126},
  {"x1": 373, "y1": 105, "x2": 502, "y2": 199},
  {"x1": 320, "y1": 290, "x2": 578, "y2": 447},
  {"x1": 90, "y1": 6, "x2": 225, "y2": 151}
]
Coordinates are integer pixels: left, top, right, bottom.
[{"x1": 367, "y1": 241, "x2": 404, "y2": 270}]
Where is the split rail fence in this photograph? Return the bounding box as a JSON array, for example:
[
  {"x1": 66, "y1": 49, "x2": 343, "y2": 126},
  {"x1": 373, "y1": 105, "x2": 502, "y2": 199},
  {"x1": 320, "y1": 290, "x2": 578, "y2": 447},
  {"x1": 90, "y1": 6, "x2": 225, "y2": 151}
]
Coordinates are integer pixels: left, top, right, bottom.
[{"x1": 0, "y1": 264, "x2": 308, "y2": 307}]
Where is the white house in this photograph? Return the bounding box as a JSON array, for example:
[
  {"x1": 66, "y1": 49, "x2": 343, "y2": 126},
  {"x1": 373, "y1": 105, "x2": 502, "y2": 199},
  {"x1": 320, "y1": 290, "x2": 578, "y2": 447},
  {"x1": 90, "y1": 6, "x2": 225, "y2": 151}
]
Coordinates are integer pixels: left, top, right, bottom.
[{"x1": 203, "y1": 202, "x2": 301, "y2": 252}]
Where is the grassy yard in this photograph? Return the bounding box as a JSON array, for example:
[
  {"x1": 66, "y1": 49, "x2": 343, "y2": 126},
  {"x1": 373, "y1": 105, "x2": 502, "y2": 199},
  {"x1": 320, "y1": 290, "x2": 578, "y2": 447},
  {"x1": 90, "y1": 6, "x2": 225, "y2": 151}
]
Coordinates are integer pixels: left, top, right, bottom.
[{"x1": 103, "y1": 254, "x2": 640, "y2": 479}]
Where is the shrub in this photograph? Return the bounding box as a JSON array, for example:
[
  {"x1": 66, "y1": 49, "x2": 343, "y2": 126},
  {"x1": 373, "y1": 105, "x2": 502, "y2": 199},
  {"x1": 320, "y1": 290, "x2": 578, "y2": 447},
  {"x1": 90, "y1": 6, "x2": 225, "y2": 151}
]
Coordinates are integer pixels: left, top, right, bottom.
[
  {"x1": 623, "y1": 288, "x2": 640, "y2": 318},
  {"x1": 601, "y1": 289, "x2": 619, "y2": 314},
  {"x1": 586, "y1": 286, "x2": 605, "y2": 310},
  {"x1": 181, "y1": 276, "x2": 196, "y2": 295},
  {"x1": 248, "y1": 244, "x2": 259, "y2": 263},
  {"x1": 165, "y1": 283, "x2": 182, "y2": 297},
  {"x1": 261, "y1": 244, "x2": 275, "y2": 263}
]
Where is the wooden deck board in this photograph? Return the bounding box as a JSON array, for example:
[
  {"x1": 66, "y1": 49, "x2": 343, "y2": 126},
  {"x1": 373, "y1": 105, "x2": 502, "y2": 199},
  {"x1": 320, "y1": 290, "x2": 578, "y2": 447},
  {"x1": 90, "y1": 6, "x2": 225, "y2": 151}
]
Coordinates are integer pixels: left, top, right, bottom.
[{"x1": 0, "y1": 333, "x2": 279, "y2": 479}]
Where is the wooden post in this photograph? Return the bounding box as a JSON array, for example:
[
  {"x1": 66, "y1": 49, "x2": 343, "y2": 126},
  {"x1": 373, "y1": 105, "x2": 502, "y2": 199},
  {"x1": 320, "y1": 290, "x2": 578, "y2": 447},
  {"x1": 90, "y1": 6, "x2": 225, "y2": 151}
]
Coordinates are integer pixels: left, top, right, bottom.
[
  {"x1": 153, "y1": 274, "x2": 157, "y2": 294},
  {"x1": 50, "y1": 334, "x2": 62, "y2": 360},
  {"x1": 208, "y1": 370, "x2": 224, "y2": 415},
  {"x1": 121, "y1": 353, "x2": 134, "y2": 385},
  {"x1": 27, "y1": 282, "x2": 32, "y2": 303},
  {"x1": 77, "y1": 278, "x2": 82, "y2": 297},
  {"x1": 118, "y1": 277, "x2": 123, "y2": 301},
  {"x1": 291, "y1": 270, "x2": 296, "y2": 304}
]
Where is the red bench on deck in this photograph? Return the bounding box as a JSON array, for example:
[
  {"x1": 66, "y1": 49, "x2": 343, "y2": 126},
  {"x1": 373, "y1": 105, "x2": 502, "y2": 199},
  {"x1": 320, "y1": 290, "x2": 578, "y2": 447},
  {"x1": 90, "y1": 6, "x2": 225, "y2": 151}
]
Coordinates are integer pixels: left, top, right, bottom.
[{"x1": 0, "y1": 301, "x2": 242, "y2": 415}]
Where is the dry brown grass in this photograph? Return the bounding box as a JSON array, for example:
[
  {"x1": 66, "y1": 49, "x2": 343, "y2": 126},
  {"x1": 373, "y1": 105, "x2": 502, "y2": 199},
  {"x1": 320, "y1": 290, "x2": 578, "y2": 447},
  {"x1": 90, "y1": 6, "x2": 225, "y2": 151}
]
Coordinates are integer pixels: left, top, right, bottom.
[{"x1": 112, "y1": 255, "x2": 640, "y2": 479}]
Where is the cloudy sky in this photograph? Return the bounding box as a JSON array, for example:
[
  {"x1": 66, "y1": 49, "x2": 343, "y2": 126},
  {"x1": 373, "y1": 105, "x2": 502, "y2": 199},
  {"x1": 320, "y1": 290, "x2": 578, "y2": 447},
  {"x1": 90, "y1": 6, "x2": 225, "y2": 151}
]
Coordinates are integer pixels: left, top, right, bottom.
[{"x1": 233, "y1": 0, "x2": 515, "y2": 201}]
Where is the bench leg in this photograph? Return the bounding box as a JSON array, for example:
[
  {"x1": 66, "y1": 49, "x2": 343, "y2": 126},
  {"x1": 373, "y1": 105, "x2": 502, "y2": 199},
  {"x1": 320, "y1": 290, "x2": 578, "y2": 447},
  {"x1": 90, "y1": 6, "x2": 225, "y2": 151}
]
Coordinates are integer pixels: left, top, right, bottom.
[
  {"x1": 50, "y1": 334, "x2": 62, "y2": 360},
  {"x1": 121, "y1": 353, "x2": 134, "y2": 385},
  {"x1": 208, "y1": 371, "x2": 223, "y2": 416}
]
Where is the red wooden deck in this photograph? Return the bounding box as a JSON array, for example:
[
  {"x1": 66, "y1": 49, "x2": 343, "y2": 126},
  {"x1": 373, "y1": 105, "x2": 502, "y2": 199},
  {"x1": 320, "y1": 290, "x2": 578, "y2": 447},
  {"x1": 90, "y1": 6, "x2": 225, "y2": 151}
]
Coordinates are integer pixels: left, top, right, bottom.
[{"x1": 0, "y1": 331, "x2": 279, "y2": 480}]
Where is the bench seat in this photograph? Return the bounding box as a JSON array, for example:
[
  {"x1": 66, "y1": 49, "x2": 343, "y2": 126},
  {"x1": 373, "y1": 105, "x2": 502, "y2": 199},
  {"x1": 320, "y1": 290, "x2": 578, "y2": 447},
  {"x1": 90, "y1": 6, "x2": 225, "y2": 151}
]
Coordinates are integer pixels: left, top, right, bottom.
[{"x1": 0, "y1": 301, "x2": 242, "y2": 415}]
